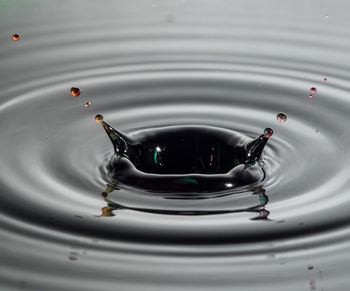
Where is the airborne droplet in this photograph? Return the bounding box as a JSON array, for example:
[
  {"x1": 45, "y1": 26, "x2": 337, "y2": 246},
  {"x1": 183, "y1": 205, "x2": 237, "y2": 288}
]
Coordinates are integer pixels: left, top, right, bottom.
[
  {"x1": 323, "y1": 77, "x2": 327, "y2": 82},
  {"x1": 70, "y1": 87, "x2": 81, "y2": 97},
  {"x1": 95, "y1": 114, "x2": 103, "y2": 123},
  {"x1": 310, "y1": 87, "x2": 317, "y2": 94},
  {"x1": 276, "y1": 112, "x2": 287, "y2": 123},
  {"x1": 309, "y1": 94, "x2": 313, "y2": 99},
  {"x1": 84, "y1": 102, "x2": 91, "y2": 108},
  {"x1": 12, "y1": 34, "x2": 20, "y2": 41}
]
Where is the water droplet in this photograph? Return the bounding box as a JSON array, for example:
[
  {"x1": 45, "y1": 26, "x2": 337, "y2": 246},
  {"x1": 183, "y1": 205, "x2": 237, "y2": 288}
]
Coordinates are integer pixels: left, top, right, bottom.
[
  {"x1": 70, "y1": 87, "x2": 81, "y2": 97},
  {"x1": 323, "y1": 77, "x2": 327, "y2": 82},
  {"x1": 84, "y1": 102, "x2": 91, "y2": 108},
  {"x1": 12, "y1": 34, "x2": 20, "y2": 41},
  {"x1": 310, "y1": 87, "x2": 317, "y2": 94},
  {"x1": 68, "y1": 251, "x2": 79, "y2": 261},
  {"x1": 95, "y1": 114, "x2": 103, "y2": 123},
  {"x1": 309, "y1": 94, "x2": 313, "y2": 99},
  {"x1": 308, "y1": 265, "x2": 314, "y2": 270},
  {"x1": 276, "y1": 112, "x2": 287, "y2": 123},
  {"x1": 324, "y1": 14, "x2": 329, "y2": 19},
  {"x1": 263, "y1": 128, "x2": 273, "y2": 138}
]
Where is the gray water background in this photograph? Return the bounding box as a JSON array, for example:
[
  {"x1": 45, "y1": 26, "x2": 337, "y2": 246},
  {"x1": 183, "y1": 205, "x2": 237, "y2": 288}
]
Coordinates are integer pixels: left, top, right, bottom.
[{"x1": 1, "y1": 0, "x2": 350, "y2": 290}]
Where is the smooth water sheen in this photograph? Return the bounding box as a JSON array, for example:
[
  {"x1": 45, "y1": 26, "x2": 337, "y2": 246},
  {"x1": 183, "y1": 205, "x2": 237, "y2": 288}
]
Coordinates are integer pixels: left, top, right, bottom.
[{"x1": 1, "y1": 1, "x2": 350, "y2": 290}]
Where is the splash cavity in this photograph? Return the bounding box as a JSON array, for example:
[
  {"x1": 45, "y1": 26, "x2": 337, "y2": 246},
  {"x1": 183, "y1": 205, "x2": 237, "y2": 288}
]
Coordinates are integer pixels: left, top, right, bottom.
[{"x1": 95, "y1": 115, "x2": 273, "y2": 193}]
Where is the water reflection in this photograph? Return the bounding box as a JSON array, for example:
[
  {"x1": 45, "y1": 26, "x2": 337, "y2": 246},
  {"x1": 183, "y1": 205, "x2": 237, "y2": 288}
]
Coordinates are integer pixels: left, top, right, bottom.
[{"x1": 98, "y1": 184, "x2": 270, "y2": 220}]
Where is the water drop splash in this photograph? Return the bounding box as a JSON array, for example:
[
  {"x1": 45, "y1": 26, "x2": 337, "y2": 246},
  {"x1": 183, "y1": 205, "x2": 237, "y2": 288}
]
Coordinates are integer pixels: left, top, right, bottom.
[
  {"x1": 70, "y1": 87, "x2": 81, "y2": 97},
  {"x1": 12, "y1": 34, "x2": 20, "y2": 41},
  {"x1": 84, "y1": 102, "x2": 91, "y2": 108},
  {"x1": 310, "y1": 87, "x2": 317, "y2": 94},
  {"x1": 244, "y1": 128, "x2": 272, "y2": 170},
  {"x1": 277, "y1": 112, "x2": 287, "y2": 123},
  {"x1": 96, "y1": 118, "x2": 273, "y2": 192}
]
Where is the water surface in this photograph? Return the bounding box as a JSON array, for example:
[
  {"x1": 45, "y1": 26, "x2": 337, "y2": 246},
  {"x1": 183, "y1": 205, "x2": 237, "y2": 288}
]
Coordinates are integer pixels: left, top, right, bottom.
[{"x1": 1, "y1": 1, "x2": 350, "y2": 290}]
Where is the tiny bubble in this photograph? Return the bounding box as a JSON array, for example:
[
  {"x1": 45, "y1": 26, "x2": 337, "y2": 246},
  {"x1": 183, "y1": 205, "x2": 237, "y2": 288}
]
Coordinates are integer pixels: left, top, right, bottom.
[
  {"x1": 12, "y1": 34, "x2": 20, "y2": 41},
  {"x1": 310, "y1": 87, "x2": 317, "y2": 94},
  {"x1": 84, "y1": 102, "x2": 91, "y2": 108},
  {"x1": 95, "y1": 114, "x2": 103, "y2": 123},
  {"x1": 70, "y1": 87, "x2": 81, "y2": 97},
  {"x1": 277, "y1": 112, "x2": 287, "y2": 123}
]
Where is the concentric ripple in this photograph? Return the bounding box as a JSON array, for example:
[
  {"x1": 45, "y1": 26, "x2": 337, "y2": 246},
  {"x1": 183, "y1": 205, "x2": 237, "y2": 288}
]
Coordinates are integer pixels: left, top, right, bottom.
[{"x1": 1, "y1": 1, "x2": 350, "y2": 290}]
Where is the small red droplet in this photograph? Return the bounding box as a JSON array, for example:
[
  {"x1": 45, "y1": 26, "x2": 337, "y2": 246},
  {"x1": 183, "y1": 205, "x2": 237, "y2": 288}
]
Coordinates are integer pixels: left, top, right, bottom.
[
  {"x1": 308, "y1": 265, "x2": 314, "y2": 270},
  {"x1": 277, "y1": 112, "x2": 287, "y2": 123},
  {"x1": 323, "y1": 77, "x2": 327, "y2": 82},
  {"x1": 310, "y1": 87, "x2": 317, "y2": 94},
  {"x1": 309, "y1": 94, "x2": 313, "y2": 99},
  {"x1": 12, "y1": 34, "x2": 20, "y2": 41},
  {"x1": 84, "y1": 102, "x2": 91, "y2": 108},
  {"x1": 70, "y1": 87, "x2": 81, "y2": 97}
]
